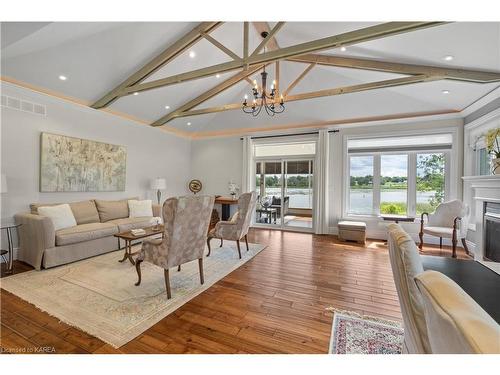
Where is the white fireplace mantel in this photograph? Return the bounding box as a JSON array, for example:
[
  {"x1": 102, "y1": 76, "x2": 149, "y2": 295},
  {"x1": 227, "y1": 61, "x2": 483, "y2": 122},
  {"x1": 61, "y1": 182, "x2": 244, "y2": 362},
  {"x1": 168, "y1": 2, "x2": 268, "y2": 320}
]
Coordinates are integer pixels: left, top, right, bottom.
[{"x1": 462, "y1": 175, "x2": 500, "y2": 274}]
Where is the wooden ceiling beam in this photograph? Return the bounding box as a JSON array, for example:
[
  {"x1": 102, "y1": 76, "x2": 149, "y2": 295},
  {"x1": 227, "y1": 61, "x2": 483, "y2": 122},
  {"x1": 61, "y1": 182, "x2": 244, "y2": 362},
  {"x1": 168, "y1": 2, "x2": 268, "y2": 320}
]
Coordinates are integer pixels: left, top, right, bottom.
[
  {"x1": 202, "y1": 33, "x2": 241, "y2": 60},
  {"x1": 287, "y1": 54, "x2": 500, "y2": 83},
  {"x1": 283, "y1": 63, "x2": 316, "y2": 97},
  {"x1": 151, "y1": 65, "x2": 264, "y2": 126},
  {"x1": 251, "y1": 22, "x2": 286, "y2": 56},
  {"x1": 165, "y1": 74, "x2": 442, "y2": 120},
  {"x1": 122, "y1": 22, "x2": 445, "y2": 96},
  {"x1": 252, "y1": 22, "x2": 280, "y2": 50},
  {"x1": 91, "y1": 22, "x2": 222, "y2": 109}
]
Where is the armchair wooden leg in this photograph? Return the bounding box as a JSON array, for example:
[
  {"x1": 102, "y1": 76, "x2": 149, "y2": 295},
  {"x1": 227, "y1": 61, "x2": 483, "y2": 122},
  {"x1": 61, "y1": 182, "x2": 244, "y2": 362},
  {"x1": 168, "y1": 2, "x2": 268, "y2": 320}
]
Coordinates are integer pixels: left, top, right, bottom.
[
  {"x1": 461, "y1": 238, "x2": 470, "y2": 256},
  {"x1": 439, "y1": 237, "x2": 442, "y2": 249},
  {"x1": 244, "y1": 234, "x2": 249, "y2": 251},
  {"x1": 177, "y1": 265, "x2": 181, "y2": 272},
  {"x1": 220, "y1": 238, "x2": 223, "y2": 247},
  {"x1": 164, "y1": 268, "x2": 171, "y2": 299},
  {"x1": 198, "y1": 258, "x2": 204, "y2": 285},
  {"x1": 236, "y1": 240, "x2": 242, "y2": 259},
  {"x1": 452, "y1": 219, "x2": 459, "y2": 259},
  {"x1": 135, "y1": 259, "x2": 143, "y2": 286},
  {"x1": 207, "y1": 237, "x2": 212, "y2": 257}
]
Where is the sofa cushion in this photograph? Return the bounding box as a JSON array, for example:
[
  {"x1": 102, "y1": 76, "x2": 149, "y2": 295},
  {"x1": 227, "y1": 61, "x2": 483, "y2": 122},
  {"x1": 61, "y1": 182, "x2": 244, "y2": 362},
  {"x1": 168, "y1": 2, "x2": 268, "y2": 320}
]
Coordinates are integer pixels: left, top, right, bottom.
[
  {"x1": 128, "y1": 199, "x2": 153, "y2": 218},
  {"x1": 31, "y1": 200, "x2": 100, "y2": 225},
  {"x1": 94, "y1": 197, "x2": 138, "y2": 222},
  {"x1": 69, "y1": 200, "x2": 100, "y2": 225},
  {"x1": 55, "y1": 222, "x2": 118, "y2": 246},
  {"x1": 107, "y1": 217, "x2": 153, "y2": 232},
  {"x1": 38, "y1": 204, "x2": 77, "y2": 231}
]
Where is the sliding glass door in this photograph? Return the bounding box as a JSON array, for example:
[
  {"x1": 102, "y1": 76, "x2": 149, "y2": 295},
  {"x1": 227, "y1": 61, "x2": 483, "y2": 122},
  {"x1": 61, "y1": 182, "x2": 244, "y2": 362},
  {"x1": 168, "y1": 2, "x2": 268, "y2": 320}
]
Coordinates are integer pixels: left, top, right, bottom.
[
  {"x1": 255, "y1": 160, "x2": 282, "y2": 226},
  {"x1": 284, "y1": 159, "x2": 313, "y2": 229},
  {"x1": 254, "y1": 158, "x2": 314, "y2": 230}
]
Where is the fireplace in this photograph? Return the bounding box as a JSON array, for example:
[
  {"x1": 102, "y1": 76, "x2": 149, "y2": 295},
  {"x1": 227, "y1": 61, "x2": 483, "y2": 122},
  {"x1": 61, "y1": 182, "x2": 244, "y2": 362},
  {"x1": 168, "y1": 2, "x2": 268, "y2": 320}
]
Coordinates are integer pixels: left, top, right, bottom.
[{"x1": 484, "y1": 202, "x2": 500, "y2": 262}]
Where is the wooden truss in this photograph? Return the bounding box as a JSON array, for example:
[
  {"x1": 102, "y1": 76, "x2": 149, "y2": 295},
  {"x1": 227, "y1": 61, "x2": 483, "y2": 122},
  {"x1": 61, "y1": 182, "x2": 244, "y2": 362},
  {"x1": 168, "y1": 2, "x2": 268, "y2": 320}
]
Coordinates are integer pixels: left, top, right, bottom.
[{"x1": 91, "y1": 21, "x2": 500, "y2": 127}]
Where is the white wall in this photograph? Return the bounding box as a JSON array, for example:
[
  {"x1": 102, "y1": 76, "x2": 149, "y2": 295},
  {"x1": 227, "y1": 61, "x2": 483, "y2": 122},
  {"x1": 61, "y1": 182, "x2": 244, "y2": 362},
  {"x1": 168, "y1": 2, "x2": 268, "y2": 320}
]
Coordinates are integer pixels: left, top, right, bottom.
[
  {"x1": 189, "y1": 116, "x2": 465, "y2": 241},
  {"x1": 190, "y1": 136, "x2": 242, "y2": 196},
  {"x1": 0, "y1": 83, "x2": 192, "y2": 226}
]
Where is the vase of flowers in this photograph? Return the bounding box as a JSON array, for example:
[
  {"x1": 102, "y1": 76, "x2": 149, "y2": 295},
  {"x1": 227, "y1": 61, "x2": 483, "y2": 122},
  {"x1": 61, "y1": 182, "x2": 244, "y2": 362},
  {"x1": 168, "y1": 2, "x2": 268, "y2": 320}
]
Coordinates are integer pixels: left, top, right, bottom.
[
  {"x1": 228, "y1": 181, "x2": 239, "y2": 199},
  {"x1": 486, "y1": 128, "x2": 500, "y2": 175}
]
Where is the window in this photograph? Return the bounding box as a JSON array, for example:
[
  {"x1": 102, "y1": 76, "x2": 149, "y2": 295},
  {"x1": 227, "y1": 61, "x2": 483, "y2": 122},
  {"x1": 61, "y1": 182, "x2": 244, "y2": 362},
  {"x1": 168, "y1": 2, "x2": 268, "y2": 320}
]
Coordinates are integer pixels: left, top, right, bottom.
[
  {"x1": 416, "y1": 153, "x2": 445, "y2": 215},
  {"x1": 380, "y1": 154, "x2": 408, "y2": 215},
  {"x1": 349, "y1": 156, "x2": 374, "y2": 215},
  {"x1": 346, "y1": 133, "x2": 451, "y2": 217},
  {"x1": 478, "y1": 147, "x2": 493, "y2": 175}
]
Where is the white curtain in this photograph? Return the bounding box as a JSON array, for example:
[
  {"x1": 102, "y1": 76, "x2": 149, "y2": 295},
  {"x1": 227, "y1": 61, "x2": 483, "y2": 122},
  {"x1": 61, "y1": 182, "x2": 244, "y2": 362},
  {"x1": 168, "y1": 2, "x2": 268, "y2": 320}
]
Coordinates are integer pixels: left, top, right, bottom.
[
  {"x1": 314, "y1": 129, "x2": 329, "y2": 234},
  {"x1": 241, "y1": 136, "x2": 254, "y2": 193}
]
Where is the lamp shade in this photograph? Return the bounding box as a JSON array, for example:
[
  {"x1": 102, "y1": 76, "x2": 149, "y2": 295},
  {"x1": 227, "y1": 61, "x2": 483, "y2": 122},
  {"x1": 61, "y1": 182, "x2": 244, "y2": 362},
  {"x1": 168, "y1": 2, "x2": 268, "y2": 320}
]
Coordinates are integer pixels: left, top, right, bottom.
[
  {"x1": 1, "y1": 173, "x2": 7, "y2": 193},
  {"x1": 150, "y1": 177, "x2": 166, "y2": 190}
]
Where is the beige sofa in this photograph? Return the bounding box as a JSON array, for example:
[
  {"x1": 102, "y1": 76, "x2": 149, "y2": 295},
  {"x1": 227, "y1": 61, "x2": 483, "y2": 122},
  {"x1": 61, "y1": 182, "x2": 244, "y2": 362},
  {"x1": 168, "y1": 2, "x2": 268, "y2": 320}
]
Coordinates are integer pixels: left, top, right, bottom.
[{"x1": 14, "y1": 198, "x2": 161, "y2": 270}]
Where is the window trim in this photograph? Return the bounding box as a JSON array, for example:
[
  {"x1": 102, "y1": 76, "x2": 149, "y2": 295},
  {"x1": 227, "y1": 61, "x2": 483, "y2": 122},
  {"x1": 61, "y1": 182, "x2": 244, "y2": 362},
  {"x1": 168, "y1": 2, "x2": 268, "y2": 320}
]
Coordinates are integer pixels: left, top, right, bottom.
[{"x1": 346, "y1": 150, "x2": 450, "y2": 217}]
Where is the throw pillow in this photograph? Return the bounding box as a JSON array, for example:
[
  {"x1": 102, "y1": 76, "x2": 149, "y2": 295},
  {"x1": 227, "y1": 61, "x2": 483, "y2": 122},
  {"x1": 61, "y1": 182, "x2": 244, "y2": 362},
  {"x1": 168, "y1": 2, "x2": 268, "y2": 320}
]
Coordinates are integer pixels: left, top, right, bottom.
[
  {"x1": 38, "y1": 204, "x2": 77, "y2": 231},
  {"x1": 128, "y1": 199, "x2": 153, "y2": 218}
]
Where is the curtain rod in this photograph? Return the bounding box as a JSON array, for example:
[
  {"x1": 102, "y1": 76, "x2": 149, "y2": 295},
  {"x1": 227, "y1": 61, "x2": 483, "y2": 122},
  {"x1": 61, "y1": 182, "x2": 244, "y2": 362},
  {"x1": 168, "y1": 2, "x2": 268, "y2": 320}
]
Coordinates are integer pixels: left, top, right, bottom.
[{"x1": 240, "y1": 129, "x2": 339, "y2": 140}]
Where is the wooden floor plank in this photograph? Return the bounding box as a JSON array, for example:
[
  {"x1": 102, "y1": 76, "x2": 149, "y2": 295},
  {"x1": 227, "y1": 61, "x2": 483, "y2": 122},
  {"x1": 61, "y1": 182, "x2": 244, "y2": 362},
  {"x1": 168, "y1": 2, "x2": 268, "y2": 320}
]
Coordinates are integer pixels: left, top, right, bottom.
[{"x1": 0, "y1": 229, "x2": 471, "y2": 353}]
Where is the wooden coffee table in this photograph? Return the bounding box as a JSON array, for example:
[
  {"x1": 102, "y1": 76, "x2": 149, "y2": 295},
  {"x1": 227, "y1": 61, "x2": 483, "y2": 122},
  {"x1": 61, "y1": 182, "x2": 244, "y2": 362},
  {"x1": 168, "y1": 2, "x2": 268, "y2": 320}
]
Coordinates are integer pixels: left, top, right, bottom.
[{"x1": 114, "y1": 225, "x2": 164, "y2": 265}]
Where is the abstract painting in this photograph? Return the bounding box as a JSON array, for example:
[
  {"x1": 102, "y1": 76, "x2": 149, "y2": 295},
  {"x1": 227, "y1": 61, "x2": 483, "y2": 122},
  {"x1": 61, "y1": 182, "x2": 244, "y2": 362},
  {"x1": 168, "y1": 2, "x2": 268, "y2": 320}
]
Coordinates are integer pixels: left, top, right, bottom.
[{"x1": 40, "y1": 132, "x2": 126, "y2": 192}]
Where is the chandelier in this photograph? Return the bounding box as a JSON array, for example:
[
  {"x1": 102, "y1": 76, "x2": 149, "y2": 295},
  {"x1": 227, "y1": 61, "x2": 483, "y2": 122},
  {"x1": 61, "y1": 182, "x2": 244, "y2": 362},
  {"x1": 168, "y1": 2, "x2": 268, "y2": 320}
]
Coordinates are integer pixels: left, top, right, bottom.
[{"x1": 242, "y1": 32, "x2": 285, "y2": 117}]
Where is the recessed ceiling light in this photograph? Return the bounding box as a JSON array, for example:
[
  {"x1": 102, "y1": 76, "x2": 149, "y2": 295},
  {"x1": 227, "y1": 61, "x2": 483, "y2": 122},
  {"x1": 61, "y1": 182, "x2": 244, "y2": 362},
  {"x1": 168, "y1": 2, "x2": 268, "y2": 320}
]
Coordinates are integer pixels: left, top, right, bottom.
[
  {"x1": 442, "y1": 90, "x2": 450, "y2": 95},
  {"x1": 165, "y1": 105, "x2": 170, "y2": 109},
  {"x1": 443, "y1": 55, "x2": 454, "y2": 61},
  {"x1": 340, "y1": 46, "x2": 347, "y2": 52},
  {"x1": 187, "y1": 122, "x2": 192, "y2": 126},
  {"x1": 189, "y1": 50, "x2": 196, "y2": 58},
  {"x1": 58, "y1": 75, "x2": 67, "y2": 81},
  {"x1": 216, "y1": 74, "x2": 220, "y2": 78},
  {"x1": 133, "y1": 92, "x2": 139, "y2": 96}
]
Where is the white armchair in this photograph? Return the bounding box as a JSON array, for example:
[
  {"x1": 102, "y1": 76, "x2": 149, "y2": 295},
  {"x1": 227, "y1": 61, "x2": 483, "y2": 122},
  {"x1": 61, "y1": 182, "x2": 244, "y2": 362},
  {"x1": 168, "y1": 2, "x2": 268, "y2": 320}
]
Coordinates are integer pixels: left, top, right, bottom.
[{"x1": 418, "y1": 199, "x2": 470, "y2": 258}]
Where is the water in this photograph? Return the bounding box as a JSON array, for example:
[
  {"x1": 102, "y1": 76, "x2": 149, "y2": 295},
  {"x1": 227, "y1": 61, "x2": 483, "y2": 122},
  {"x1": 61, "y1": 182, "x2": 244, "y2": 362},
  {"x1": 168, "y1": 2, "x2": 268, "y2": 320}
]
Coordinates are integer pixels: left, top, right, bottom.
[
  {"x1": 260, "y1": 187, "x2": 313, "y2": 208},
  {"x1": 259, "y1": 188, "x2": 437, "y2": 211},
  {"x1": 349, "y1": 189, "x2": 436, "y2": 214}
]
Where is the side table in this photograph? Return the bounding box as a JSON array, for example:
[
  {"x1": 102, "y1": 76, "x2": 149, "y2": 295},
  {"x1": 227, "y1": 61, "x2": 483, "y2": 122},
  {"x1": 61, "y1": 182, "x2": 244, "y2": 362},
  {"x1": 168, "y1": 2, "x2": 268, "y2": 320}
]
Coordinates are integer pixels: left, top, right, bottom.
[{"x1": 1, "y1": 223, "x2": 22, "y2": 275}]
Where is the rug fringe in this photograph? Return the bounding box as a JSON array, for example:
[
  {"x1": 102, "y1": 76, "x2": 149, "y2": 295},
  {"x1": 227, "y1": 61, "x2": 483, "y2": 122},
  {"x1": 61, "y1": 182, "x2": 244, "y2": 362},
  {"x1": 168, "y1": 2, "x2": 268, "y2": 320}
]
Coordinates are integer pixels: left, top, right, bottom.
[{"x1": 325, "y1": 307, "x2": 402, "y2": 328}]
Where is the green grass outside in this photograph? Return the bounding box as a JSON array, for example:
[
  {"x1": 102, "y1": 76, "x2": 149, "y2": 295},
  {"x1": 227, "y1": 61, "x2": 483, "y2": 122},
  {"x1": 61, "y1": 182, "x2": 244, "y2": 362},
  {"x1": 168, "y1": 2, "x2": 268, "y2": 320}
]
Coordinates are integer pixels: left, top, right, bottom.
[{"x1": 380, "y1": 202, "x2": 436, "y2": 215}]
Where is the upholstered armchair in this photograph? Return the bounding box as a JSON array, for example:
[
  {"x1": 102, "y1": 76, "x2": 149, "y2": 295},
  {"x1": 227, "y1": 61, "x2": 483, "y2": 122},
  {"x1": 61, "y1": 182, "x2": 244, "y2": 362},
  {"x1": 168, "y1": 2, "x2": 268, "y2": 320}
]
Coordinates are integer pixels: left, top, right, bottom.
[
  {"x1": 415, "y1": 270, "x2": 500, "y2": 354},
  {"x1": 418, "y1": 199, "x2": 470, "y2": 258},
  {"x1": 134, "y1": 195, "x2": 214, "y2": 299},
  {"x1": 207, "y1": 191, "x2": 257, "y2": 259},
  {"x1": 387, "y1": 223, "x2": 430, "y2": 353}
]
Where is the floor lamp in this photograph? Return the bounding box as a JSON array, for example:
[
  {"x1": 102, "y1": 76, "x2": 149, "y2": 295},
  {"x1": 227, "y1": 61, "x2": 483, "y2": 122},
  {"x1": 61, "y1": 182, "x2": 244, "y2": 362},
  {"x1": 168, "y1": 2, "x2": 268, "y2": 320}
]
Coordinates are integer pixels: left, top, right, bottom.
[{"x1": 150, "y1": 177, "x2": 166, "y2": 205}]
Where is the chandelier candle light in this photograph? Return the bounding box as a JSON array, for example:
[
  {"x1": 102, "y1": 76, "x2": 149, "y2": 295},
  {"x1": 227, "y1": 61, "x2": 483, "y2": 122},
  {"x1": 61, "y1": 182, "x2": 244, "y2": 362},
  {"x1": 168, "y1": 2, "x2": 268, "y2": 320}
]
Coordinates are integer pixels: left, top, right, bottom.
[{"x1": 242, "y1": 32, "x2": 285, "y2": 117}]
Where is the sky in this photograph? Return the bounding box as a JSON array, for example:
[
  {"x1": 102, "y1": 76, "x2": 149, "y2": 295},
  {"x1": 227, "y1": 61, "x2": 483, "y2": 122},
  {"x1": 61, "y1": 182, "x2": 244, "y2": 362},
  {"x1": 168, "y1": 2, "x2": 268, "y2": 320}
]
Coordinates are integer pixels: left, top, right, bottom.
[{"x1": 350, "y1": 155, "x2": 408, "y2": 177}]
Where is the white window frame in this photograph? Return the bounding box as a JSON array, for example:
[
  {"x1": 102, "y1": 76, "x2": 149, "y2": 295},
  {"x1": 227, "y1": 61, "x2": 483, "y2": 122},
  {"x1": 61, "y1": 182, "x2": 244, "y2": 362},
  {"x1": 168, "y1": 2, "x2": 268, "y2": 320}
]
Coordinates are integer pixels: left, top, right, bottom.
[{"x1": 342, "y1": 128, "x2": 458, "y2": 219}]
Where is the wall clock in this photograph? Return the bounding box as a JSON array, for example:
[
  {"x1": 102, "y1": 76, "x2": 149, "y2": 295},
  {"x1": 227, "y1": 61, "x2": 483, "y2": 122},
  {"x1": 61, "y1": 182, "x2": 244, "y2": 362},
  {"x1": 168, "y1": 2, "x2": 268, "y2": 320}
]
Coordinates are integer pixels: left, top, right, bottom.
[{"x1": 188, "y1": 179, "x2": 202, "y2": 194}]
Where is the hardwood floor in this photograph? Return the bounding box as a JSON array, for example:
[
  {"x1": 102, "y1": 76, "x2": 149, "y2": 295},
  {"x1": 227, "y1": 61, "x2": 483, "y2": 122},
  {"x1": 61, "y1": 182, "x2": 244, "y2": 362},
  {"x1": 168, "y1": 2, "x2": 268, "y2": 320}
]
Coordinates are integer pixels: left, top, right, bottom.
[{"x1": 0, "y1": 229, "x2": 470, "y2": 354}]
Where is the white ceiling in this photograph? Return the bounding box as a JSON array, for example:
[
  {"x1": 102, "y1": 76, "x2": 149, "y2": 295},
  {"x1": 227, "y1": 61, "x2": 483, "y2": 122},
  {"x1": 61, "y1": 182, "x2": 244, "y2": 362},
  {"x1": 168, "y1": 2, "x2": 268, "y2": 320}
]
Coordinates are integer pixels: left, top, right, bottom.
[{"x1": 1, "y1": 22, "x2": 499, "y2": 136}]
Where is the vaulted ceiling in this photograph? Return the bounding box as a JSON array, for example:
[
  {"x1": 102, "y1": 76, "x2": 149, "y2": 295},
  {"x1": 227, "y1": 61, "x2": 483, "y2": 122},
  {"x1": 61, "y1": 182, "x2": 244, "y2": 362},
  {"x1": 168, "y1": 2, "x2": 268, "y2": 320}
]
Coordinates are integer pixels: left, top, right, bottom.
[{"x1": 2, "y1": 21, "x2": 500, "y2": 137}]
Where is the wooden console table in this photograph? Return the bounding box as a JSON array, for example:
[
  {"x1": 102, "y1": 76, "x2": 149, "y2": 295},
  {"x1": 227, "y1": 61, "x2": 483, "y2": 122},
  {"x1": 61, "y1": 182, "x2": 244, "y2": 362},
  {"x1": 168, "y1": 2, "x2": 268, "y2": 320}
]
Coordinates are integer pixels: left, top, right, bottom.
[{"x1": 215, "y1": 196, "x2": 238, "y2": 220}]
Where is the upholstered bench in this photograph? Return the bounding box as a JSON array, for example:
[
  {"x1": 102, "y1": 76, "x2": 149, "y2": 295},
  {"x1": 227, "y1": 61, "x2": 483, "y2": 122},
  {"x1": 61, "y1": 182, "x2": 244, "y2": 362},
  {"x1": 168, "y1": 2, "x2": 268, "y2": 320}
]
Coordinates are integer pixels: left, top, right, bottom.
[{"x1": 338, "y1": 221, "x2": 367, "y2": 244}]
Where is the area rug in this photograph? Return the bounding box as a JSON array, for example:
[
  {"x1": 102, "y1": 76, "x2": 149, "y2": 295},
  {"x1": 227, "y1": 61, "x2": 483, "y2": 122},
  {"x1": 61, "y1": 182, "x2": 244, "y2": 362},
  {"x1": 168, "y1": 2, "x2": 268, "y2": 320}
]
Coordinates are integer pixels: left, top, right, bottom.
[
  {"x1": 327, "y1": 308, "x2": 404, "y2": 354},
  {"x1": 0, "y1": 241, "x2": 266, "y2": 348}
]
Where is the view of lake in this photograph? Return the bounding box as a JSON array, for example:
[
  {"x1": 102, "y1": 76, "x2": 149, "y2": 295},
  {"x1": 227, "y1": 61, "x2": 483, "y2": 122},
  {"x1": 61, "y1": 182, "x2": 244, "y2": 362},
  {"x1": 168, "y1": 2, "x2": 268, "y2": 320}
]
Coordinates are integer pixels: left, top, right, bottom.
[
  {"x1": 349, "y1": 189, "x2": 436, "y2": 214},
  {"x1": 261, "y1": 188, "x2": 436, "y2": 211},
  {"x1": 263, "y1": 187, "x2": 313, "y2": 208}
]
